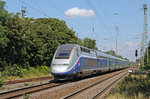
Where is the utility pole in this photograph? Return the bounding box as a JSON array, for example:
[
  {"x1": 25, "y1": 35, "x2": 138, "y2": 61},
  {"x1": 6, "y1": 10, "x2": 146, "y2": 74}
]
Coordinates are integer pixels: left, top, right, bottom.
[
  {"x1": 140, "y1": 4, "x2": 149, "y2": 68},
  {"x1": 21, "y1": 6, "x2": 27, "y2": 18}
]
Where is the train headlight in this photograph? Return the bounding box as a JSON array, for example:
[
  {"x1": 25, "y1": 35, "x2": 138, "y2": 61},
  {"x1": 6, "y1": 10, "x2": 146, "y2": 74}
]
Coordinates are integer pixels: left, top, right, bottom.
[
  {"x1": 52, "y1": 64, "x2": 56, "y2": 67},
  {"x1": 63, "y1": 64, "x2": 69, "y2": 66}
]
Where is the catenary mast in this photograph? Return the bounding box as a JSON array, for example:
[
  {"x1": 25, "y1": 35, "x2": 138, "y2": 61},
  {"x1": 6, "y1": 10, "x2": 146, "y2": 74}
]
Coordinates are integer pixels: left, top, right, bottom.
[{"x1": 140, "y1": 4, "x2": 149, "y2": 67}]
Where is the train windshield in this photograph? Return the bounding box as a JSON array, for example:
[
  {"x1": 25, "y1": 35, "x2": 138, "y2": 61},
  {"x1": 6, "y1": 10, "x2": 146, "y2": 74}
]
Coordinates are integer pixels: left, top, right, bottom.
[
  {"x1": 55, "y1": 45, "x2": 75, "y2": 59},
  {"x1": 56, "y1": 52, "x2": 70, "y2": 59},
  {"x1": 58, "y1": 53, "x2": 70, "y2": 57}
]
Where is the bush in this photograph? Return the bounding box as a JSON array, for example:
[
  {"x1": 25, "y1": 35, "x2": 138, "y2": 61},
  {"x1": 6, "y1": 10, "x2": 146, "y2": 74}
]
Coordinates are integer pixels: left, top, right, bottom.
[
  {"x1": 38, "y1": 66, "x2": 50, "y2": 75},
  {"x1": 147, "y1": 72, "x2": 150, "y2": 78},
  {"x1": 21, "y1": 69, "x2": 28, "y2": 76},
  {"x1": 0, "y1": 80, "x2": 4, "y2": 87},
  {"x1": 112, "y1": 74, "x2": 150, "y2": 98},
  {"x1": 28, "y1": 67, "x2": 39, "y2": 75},
  {"x1": 1, "y1": 65, "x2": 51, "y2": 80},
  {"x1": 2, "y1": 64, "x2": 23, "y2": 77}
]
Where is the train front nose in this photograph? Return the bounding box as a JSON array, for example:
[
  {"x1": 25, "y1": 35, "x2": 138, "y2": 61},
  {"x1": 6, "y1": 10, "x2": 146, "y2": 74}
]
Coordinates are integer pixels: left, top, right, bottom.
[
  {"x1": 51, "y1": 63, "x2": 69, "y2": 73},
  {"x1": 50, "y1": 44, "x2": 77, "y2": 80},
  {"x1": 51, "y1": 61, "x2": 73, "y2": 80}
]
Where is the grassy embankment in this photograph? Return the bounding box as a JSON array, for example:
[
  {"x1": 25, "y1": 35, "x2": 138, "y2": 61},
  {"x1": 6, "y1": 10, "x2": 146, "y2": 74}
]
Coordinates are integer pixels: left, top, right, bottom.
[
  {"x1": 106, "y1": 73, "x2": 150, "y2": 99},
  {"x1": 0, "y1": 65, "x2": 51, "y2": 89}
]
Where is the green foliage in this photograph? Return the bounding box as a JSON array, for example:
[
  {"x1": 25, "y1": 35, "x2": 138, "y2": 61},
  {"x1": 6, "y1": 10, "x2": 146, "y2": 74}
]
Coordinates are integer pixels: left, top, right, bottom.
[
  {"x1": 0, "y1": 0, "x2": 6, "y2": 11},
  {"x1": 83, "y1": 38, "x2": 98, "y2": 50},
  {"x1": 142, "y1": 41, "x2": 150, "y2": 70},
  {"x1": 77, "y1": 37, "x2": 98, "y2": 50},
  {"x1": 77, "y1": 38, "x2": 83, "y2": 46},
  {"x1": 106, "y1": 92, "x2": 145, "y2": 99},
  {"x1": 0, "y1": 5, "x2": 78, "y2": 69},
  {"x1": 23, "y1": 92, "x2": 29, "y2": 99},
  {"x1": 2, "y1": 64, "x2": 23, "y2": 77},
  {"x1": 38, "y1": 66, "x2": 50, "y2": 75},
  {"x1": 0, "y1": 80, "x2": 4, "y2": 87},
  {"x1": 21, "y1": 66, "x2": 50, "y2": 77},
  {"x1": 105, "y1": 50, "x2": 116, "y2": 56},
  {"x1": 105, "y1": 50, "x2": 126, "y2": 59},
  {"x1": 0, "y1": 0, "x2": 100, "y2": 79},
  {"x1": 28, "y1": 67, "x2": 39, "y2": 75},
  {"x1": 1, "y1": 65, "x2": 50, "y2": 80},
  {"x1": 112, "y1": 74, "x2": 150, "y2": 98},
  {"x1": 24, "y1": 82, "x2": 29, "y2": 86},
  {"x1": 147, "y1": 72, "x2": 150, "y2": 78},
  {"x1": 0, "y1": 25, "x2": 8, "y2": 47}
]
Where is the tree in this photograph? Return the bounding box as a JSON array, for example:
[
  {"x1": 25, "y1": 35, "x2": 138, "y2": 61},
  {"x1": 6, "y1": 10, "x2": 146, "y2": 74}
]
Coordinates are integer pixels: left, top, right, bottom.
[
  {"x1": 0, "y1": 15, "x2": 78, "y2": 68},
  {"x1": 77, "y1": 38, "x2": 98, "y2": 50},
  {"x1": 0, "y1": 0, "x2": 9, "y2": 47},
  {"x1": 77, "y1": 38, "x2": 83, "y2": 46},
  {"x1": 105, "y1": 50, "x2": 116, "y2": 56},
  {"x1": 105, "y1": 50, "x2": 124, "y2": 59},
  {"x1": 0, "y1": 0, "x2": 5, "y2": 11},
  {"x1": 83, "y1": 38, "x2": 98, "y2": 50},
  {"x1": 0, "y1": 0, "x2": 10, "y2": 69},
  {"x1": 28, "y1": 18, "x2": 78, "y2": 67},
  {"x1": 0, "y1": 0, "x2": 101, "y2": 70},
  {"x1": 142, "y1": 41, "x2": 150, "y2": 70},
  {"x1": 0, "y1": 25, "x2": 8, "y2": 47}
]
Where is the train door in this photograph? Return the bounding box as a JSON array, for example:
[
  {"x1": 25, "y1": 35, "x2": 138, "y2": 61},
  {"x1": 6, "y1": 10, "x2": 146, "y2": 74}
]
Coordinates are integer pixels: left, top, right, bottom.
[
  {"x1": 97, "y1": 59, "x2": 102, "y2": 68},
  {"x1": 95, "y1": 51, "x2": 100, "y2": 69},
  {"x1": 107, "y1": 60, "x2": 109, "y2": 70},
  {"x1": 95, "y1": 51, "x2": 102, "y2": 71}
]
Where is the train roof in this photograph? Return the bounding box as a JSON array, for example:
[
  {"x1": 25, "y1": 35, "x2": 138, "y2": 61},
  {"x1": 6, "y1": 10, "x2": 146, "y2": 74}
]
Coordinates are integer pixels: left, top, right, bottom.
[
  {"x1": 60, "y1": 44, "x2": 127, "y2": 61},
  {"x1": 96, "y1": 51, "x2": 127, "y2": 61}
]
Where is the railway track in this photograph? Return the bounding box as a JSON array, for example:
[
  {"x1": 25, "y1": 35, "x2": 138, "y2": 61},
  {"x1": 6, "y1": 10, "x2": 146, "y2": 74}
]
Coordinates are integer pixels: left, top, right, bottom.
[
  {"x1": 63, "y1": 70, "x2": 128, "y2": 99},
  {"x1": 0, "y1": 81, "x2": 66, "y2": 99},
  {"x1": 92, "y1": 72, "x2": 128, "y2": 99},
  {"x1": 0, "y1": 68, "x2": 130, "y2": 99},
  {"x1": 3, "y1": 76, "x2": 53, "y2": 85}
]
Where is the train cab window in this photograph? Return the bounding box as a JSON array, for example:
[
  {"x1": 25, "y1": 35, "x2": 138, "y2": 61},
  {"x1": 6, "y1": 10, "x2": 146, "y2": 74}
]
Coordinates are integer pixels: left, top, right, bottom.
[
  {"x1": 55, "y1": 51, "x2": 71, "y2": 59},
  {"x1": 80, "y1": 47, "x2": 90, "y2": 53},
  {"x1": 58, "y1": 53, "x2": 69, "y2": 56},
  {"x1": 55, "y1": 45, "x2": 75, "y2": 59},
  {"x1": 58, "y1": 52, "x2": 69, "y2": 57}
]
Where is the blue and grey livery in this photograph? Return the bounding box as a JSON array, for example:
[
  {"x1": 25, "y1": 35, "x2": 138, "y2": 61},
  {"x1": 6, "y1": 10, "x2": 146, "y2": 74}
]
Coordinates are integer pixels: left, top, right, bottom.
[{"x1": 51, "y1": 44, "x2": 128, "y2": 80}]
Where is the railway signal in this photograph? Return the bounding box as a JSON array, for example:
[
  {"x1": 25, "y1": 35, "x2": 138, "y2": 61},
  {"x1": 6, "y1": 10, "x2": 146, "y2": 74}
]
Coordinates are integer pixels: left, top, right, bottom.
[{"x1": 135, "y1": 49, "x2": 138, "y2": 57}]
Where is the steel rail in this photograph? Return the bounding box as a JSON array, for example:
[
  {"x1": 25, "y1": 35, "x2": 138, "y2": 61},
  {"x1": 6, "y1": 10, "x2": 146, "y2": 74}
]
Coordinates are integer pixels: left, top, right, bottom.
[
  {"x1": 63, "y1": 70, "x2": 128, "y2": 99},
  {"x1": 4, "y1": 76, "x2": 53, "y2": 85},
  {"x1": 0, "y1": 81, "x2": 66, "y2": 99},
  {"x1": 92, "y1": 72, "x2": 128, "y2": 99}
]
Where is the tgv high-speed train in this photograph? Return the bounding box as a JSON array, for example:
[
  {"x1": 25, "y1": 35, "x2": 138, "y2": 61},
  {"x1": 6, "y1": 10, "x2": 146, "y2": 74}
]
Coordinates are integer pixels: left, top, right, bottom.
[{"x1": 51, "y1": 44, "x2": 129, "y2": 80}]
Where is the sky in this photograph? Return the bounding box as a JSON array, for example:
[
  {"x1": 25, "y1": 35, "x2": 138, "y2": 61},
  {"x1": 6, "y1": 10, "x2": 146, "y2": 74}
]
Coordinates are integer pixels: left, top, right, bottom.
[{"x1": 3, "y1": 0, "x2": 150, "y2": 62}]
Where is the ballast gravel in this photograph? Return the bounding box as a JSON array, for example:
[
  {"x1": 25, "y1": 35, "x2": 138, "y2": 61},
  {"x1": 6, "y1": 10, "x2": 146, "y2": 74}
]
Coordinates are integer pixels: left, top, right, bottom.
[
  {"x1": 0, "y1": 79, "x2": 51, "y2": 93},
  {"x1": 29, "y1": 69, "x2": 129, "y2": 99}
]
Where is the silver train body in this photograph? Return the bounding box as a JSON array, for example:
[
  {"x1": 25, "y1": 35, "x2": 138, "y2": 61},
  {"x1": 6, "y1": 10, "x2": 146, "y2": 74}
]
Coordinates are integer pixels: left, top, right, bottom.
[{"x1": 51, "y1": 44, "x2": 129, "y2": 80}]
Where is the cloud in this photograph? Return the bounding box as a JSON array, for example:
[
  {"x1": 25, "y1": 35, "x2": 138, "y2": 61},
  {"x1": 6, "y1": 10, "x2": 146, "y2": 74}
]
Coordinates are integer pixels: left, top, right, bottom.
[
  {"x1": 125, "y1": 42, "x2": 140, "y2": 47},
  {"x1": 125, "y1": 42, "x2": 134, "y2": 47},
  {"x1": 64, "y1": 7, "x2": 95, "y2": 18}
]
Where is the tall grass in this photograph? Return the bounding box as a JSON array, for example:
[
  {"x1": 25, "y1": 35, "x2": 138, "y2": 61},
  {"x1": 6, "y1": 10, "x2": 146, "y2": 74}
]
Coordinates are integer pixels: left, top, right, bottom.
[
  {"x1": 0, "y1": 65, "x2": 51, "y2": 81},
  {"x1": 106, "y1": 73, "x2": 150, "y2": 99}
]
